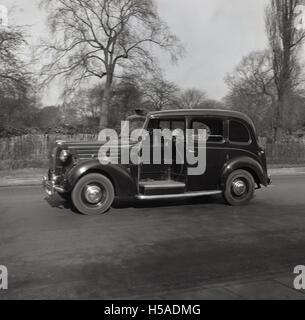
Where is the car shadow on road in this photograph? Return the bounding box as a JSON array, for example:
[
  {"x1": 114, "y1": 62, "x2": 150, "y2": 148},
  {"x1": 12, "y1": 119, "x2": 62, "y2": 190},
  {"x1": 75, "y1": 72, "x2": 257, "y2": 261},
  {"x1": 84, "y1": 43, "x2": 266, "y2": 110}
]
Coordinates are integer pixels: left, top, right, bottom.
[
  {"x1": 112, "y1": 195, "x2": 225, "y2": 210},
  {"x1": 44, "y1": 194, "x2": 83, "y2": 215},
  {"x1": 44, "y1": 194, "x2": 225, "y2": 215}
]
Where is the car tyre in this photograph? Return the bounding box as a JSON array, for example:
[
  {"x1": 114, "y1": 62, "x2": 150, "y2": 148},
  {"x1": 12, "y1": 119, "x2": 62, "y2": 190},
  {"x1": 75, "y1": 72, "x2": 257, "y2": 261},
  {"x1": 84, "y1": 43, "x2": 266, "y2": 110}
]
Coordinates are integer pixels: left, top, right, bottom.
[
  {"x1": 71, "y1": 173, "x2": 115, "y2": 215},
  {"x1": 223, "y1": 169, "x2": 255, "y2": 206}
]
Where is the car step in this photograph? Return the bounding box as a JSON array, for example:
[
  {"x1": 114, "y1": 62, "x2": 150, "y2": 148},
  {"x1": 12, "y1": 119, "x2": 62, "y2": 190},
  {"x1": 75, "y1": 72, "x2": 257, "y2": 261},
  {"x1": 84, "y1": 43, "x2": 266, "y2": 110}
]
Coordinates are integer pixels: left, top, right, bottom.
[
  {"x1": 136, "y1": 190, "x2": 222, "y2": 201},
  {"x1": 139, "y1": 180, "x2": 186, "y2": 189},
  {"x1": 139, "y1": 180, "x2": 186, "y2": 196}
]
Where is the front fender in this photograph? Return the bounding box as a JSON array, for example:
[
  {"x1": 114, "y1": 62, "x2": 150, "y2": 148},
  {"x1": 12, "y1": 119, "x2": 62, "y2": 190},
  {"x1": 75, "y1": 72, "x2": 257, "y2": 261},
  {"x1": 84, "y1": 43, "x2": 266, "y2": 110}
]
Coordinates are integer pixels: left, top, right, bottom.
[
  {"x1": 221, "y1": 156, "x2": 268, "y2": 188},
  {"x1": 65, "y1": 160, "x2": 137, "y2": 198}
]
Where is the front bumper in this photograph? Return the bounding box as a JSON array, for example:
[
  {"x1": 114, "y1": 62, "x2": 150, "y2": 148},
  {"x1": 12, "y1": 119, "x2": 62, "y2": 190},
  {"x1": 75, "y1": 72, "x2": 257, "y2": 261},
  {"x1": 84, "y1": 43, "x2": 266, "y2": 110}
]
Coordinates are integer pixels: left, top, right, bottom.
[{"x1": 42, "y1": 176, "x2": 65, "y2": 196}]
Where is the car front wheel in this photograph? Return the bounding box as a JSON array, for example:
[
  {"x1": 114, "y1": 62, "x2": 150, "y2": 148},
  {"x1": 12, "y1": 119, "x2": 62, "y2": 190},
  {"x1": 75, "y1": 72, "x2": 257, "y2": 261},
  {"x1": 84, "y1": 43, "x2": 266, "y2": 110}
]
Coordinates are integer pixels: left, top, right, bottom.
[
  {"x1": 71, "y1": 173, "x2": 115, "y2": 215},
  {"x1": 223, "y1": 169, "x2": 255, "y2": 206}
]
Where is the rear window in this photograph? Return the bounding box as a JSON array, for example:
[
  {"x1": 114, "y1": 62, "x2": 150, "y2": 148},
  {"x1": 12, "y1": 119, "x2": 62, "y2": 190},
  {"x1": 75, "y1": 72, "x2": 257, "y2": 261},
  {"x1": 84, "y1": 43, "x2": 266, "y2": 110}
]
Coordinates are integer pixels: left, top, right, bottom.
[{"x1": 229, "y1": 120, "x2": 250, "y2": 143}]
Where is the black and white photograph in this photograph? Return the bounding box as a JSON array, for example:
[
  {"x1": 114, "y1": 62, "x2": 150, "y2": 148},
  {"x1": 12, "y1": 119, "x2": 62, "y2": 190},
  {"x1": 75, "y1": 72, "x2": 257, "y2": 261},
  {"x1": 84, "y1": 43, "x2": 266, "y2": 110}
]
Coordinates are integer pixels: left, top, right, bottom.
[{"x1": 1, "y1": 0, "x2": 305, "y2": 306}]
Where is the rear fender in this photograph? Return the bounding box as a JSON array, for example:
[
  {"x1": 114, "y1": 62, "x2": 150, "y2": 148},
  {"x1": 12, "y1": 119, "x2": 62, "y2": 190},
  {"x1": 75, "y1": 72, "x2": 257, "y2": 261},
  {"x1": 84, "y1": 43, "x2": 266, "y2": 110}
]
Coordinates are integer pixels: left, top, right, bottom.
[{"x1": 221, "y1": 156, "x2": 268, "y2": 189}]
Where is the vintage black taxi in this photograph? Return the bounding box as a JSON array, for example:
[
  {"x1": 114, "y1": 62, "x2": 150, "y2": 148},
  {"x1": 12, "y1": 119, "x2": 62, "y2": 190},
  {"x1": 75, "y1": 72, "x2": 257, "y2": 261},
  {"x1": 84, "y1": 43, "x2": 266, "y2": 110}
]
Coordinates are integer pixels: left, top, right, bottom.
[{"x1": 43, "y1": 109, "x2": 271, "y2": 215}]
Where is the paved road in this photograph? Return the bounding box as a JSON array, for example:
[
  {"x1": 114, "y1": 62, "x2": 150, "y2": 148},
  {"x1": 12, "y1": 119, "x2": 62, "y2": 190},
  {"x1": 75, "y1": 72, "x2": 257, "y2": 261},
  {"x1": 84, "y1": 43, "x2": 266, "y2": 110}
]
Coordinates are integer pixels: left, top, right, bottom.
[{"x1": 0, "y1": 175, "x2": 305, "y2": 300}]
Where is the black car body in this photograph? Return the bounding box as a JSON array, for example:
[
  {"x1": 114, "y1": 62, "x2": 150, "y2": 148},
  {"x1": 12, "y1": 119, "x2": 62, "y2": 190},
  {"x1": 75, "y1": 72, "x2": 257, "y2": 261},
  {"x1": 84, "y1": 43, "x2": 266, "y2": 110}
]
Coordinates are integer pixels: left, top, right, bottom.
[{"x1": 43, "y1": 109, "x2": 271, "y2": 215}]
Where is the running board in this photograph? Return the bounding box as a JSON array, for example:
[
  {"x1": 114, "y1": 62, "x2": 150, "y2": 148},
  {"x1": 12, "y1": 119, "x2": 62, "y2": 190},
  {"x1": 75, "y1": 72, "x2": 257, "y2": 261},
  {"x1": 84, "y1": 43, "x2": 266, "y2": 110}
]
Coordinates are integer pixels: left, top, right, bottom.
[{"x1": 136, "y1": 190, "x2": 222, "y2": 201}]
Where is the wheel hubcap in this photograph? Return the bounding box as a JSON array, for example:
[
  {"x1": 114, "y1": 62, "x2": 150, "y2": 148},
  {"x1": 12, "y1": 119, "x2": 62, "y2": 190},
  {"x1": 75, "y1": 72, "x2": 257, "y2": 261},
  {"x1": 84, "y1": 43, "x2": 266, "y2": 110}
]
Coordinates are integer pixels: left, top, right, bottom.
[
  {"x1": 84, "y1": 185, "x2": 103, "y2": 204},
  {"x1": 232, "y1": 179, "x2": 247, "y2": 196}
]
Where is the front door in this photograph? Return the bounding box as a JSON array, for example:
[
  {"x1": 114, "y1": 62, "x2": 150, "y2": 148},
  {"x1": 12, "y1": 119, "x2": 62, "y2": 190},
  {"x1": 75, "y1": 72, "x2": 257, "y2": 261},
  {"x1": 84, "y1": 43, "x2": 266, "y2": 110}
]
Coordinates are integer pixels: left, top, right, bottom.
[{"x1": 139, "y1": 117, "x2": 186, "y2": 183}]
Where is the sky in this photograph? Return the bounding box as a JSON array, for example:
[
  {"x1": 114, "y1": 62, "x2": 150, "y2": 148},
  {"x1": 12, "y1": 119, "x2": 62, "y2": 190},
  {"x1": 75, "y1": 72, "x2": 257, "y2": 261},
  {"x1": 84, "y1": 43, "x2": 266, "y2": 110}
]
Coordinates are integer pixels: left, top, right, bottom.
[{"x1": 2, "y1": 0, "x2": 269, "y2": 105}]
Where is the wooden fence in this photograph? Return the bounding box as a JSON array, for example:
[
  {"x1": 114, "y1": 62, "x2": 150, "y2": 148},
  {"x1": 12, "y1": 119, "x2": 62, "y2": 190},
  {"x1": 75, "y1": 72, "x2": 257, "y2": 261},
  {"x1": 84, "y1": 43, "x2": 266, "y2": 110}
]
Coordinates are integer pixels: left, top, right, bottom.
[
  {"x1": 0, "y1": 134, "x2": 304, "y2": 170},
  {"x1": 265, "y1": 143, "x2": 305, "y2": 165},
  {"x1": 0, "y1": 134, "x2": 98, "y2": 170}
]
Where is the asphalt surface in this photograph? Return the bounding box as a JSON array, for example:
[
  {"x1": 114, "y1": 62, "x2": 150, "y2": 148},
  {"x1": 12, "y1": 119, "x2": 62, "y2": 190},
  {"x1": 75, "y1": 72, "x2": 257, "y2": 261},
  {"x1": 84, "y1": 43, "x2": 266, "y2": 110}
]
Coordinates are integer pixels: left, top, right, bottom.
[{"x1": 0, "y1": 175, "x2": 305, "y2": 299}]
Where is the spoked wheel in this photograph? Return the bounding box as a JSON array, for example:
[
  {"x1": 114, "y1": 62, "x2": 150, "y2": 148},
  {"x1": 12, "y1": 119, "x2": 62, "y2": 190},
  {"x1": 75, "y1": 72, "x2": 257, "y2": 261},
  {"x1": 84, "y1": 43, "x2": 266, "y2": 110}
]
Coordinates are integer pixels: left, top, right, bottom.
[
  {"x1": 71, "y1": 173, "x2": 115, "y2": 215},
  {"x1": 223, "y1": 169, "x2": 255, "y2": 206}
]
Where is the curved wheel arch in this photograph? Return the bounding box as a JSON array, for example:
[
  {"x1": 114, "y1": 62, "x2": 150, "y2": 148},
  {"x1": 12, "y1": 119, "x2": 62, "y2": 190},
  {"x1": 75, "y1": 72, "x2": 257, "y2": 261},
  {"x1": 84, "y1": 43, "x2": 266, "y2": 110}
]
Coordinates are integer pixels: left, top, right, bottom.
[
  {"x1": 66, "y1": 160, "x2": 137, "y2": 198},
  {"x1": 220, "y1": 156, "x2": 267, "y2": 189}
]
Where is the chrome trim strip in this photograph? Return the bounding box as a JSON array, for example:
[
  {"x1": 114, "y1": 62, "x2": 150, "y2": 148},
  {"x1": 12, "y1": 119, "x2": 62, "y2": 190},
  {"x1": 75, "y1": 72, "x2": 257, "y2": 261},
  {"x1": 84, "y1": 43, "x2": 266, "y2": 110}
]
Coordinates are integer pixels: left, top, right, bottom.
[
  {"x1": 139, "y1": 182, "x2": 186, "y2": 189},
  {"x1": 54, "y1": 186, "x2": 65, "y2": 193},
  {"x1": 136, "y1": 190, "x2": 222, "y2": 200}
]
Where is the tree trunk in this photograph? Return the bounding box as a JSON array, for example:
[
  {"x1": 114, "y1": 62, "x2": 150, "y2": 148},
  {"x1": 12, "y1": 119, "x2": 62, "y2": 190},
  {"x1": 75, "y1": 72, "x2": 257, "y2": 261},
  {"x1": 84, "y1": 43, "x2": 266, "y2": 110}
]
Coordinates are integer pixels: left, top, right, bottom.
[
  {"x1": 273, "y1": 96, "x2": 285, "y2": 142},
  {"x1": 99, "y1": 76, "x2": 112, "y2": 129}
]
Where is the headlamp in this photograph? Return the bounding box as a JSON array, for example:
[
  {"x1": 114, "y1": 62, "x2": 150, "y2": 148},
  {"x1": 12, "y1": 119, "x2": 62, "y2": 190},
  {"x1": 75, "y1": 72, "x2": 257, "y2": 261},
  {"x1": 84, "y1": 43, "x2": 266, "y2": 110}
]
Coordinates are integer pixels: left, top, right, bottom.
[{"x1": 59, "y1": 149, "x2": 70, "y2": 163}]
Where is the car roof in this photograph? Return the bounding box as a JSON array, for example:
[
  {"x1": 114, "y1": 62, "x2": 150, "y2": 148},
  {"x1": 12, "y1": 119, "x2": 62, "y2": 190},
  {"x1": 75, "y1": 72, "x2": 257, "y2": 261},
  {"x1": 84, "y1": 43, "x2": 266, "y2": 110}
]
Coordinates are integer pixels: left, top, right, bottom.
[
  {"x1": 148, "y1": 109, "x2": 255, "y2": 130},
  {"x1": 149, "y1": 109, "x2": 249, "y2": 121}
]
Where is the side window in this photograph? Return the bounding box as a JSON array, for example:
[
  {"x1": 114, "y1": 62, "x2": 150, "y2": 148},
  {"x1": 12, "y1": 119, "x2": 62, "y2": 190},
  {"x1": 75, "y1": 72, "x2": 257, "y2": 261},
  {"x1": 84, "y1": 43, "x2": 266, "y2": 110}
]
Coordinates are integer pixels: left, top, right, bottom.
[
  {"x1": 149, "y1": 119, "x2": 185, "y2": 144},
  {"x1": 171, "y1": 120, "x2": 185, "y2": 132},
  {"x1": 158, "y1": 119, "x2": 185, "y2": 132},
  {"x1": 192, "y1": 121, "x2": 211, "y2": 136},
  {"x1": 191, "y1": 118, "x2": 224, "y2": 143},
  {"x1": 229, "y1": 120, "x2": 251, "y2": 143},
  {"x1": 159, "y1": 120, "x2": 171, "y2": 131}
]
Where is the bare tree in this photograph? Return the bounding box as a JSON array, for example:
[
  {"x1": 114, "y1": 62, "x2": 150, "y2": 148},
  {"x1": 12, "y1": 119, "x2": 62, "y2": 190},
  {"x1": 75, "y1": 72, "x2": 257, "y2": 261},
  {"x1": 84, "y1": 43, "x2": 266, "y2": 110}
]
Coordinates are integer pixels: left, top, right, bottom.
[
  {"x1": 200, "y1": 99, "x2": 224, "y2": 110},
  {"x1": 0, "y1": 22, "x2": 37, "y2": 132},
  {"x1": 178, "y1": 88, "x2": 207, "y2": 109},
  {"x1": 141, "y1": 74, "x2": 179, "y2": 111},
  {"x1": 265, "y1": 0, "x2": 305, "y2": 140},
  {"x1": 0, "y1": 26, "x2": 30, "y2": 98},
  {"x1": 39, "y1": 0, "x2": 183, "y2": 128},
  {"x1": 225, "y1": 48, "x2": 305, "y2": 138},
  {"x1": 225, "y1": 50, "x2": 276, "y2": 137},
  {"x1": 63, "y1": 86, "x2": 101, "y2": 123},
  {"x1": 226, "y1": 51, "x2": 275, "y2": 98},
  {"x1": 62, "y1": 77, "x2": 143, "y2": 129}
]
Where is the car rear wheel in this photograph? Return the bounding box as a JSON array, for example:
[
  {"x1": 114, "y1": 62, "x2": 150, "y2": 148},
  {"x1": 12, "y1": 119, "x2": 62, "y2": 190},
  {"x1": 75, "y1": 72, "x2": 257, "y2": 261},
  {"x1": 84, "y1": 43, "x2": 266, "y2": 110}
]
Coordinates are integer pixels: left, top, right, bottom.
[
  {"x1": 71, "y1": 173, "x2": 115, "y2": 215},
  {"x1": 223, "y1": 169, "x2": 255, "y2": 206}
]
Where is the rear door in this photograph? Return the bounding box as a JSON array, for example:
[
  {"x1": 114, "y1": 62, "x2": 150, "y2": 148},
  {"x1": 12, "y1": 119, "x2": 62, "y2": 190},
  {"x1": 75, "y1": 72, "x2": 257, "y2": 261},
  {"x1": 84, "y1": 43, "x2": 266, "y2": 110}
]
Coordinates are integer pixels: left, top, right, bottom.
[{"x1": 186, "y1": 116, "x2": 227, "y2": 191}]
